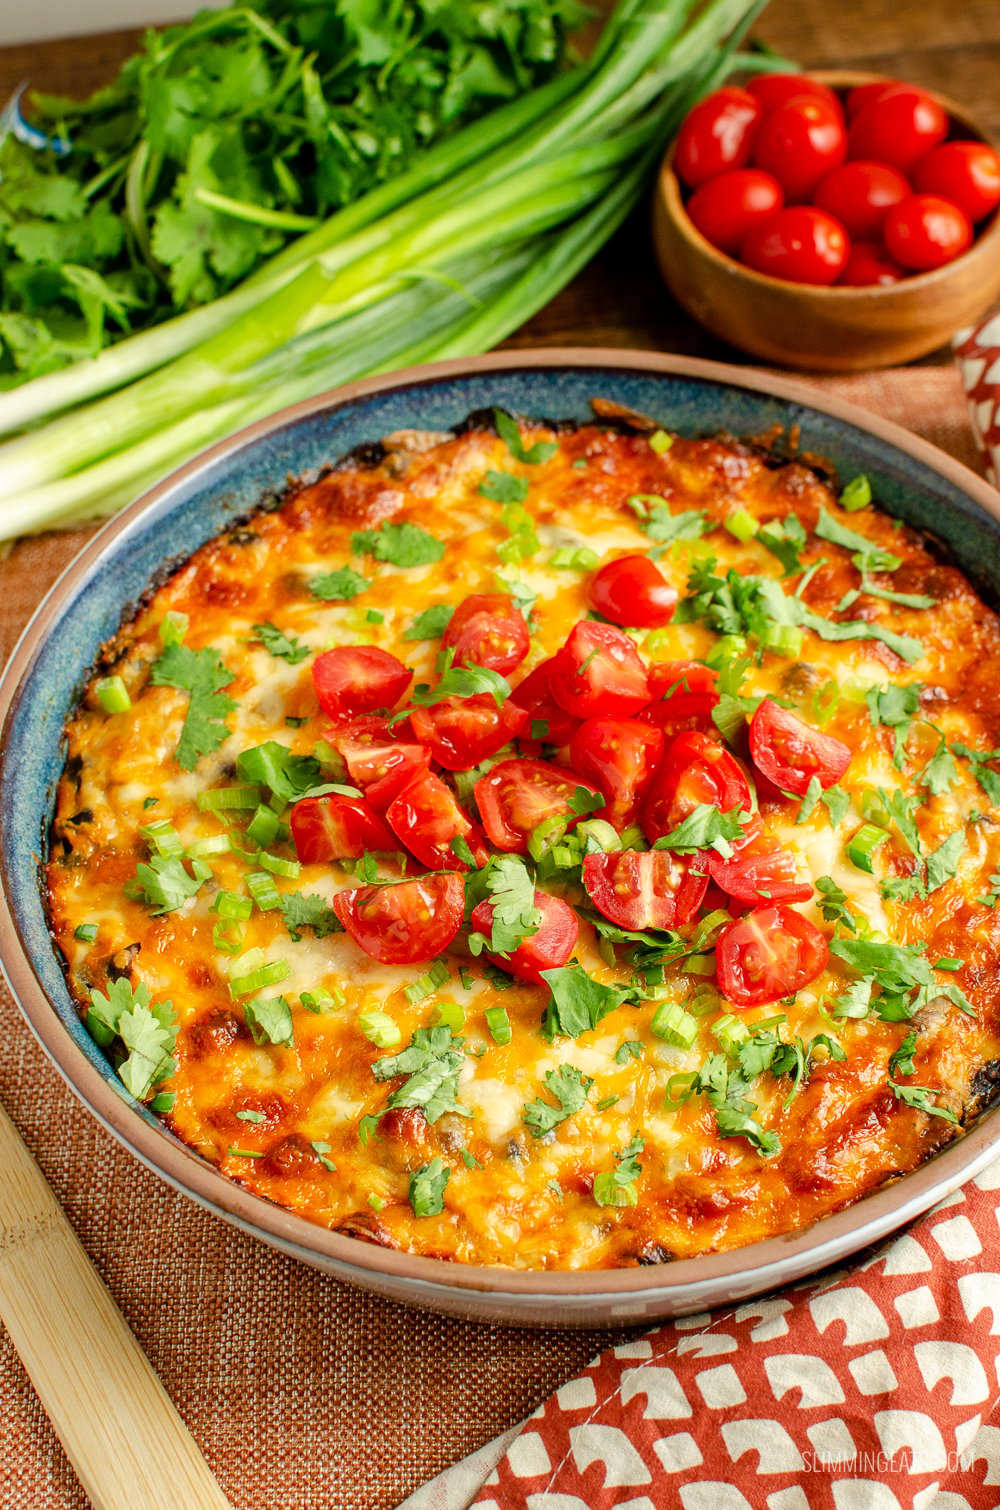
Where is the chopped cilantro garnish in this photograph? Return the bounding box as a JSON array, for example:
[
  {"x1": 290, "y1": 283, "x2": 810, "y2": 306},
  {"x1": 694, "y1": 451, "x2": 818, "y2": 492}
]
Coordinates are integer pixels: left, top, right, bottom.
[
  {"x1": 124, "y1": 852, "x2": 211, "y2": 915},
  {"x1": 278, "y1": 891, "x2": 342, "y2": 941},
  {"x1": 459, "y1": 1146, "x2": 482, "y2": 1170},
  {"x1": 866, "y1": 683, "x2": 923, "y2": 768},
  {"x1": 652, "y1": 803, "x2": 747, "y2": 857},
  {"x1": 311, "y1": 1140, "x2": 337, "y2": 1173},
  {"x1": 236, "y1": 741, "x2": 322, "y2": 806},
  {"x1": 404, "y1": 604, "x2": 455, "y2": 641},
  {"x1": 407, "y1": 658, "x2": 510, "y2": 712},
  {"x1": 358, "y1": 1114, "x2": 380, "y2": 1146},
  {"x1": 449, "y1": 834, "x2": 476, "y2": 868},
  {"x1": 757, "y1": 514, "x2": 807, "y2": 575},
  {"x1": 567, "y1": 786, "x2": 605, "y2": 817},
  {"x1": 409, "y1": 1157, "x2": 450, "y2": 1216},
  {"x1": 467, "y1": 855, "x2": 540, "y2": 958},
  {"x1": 251, "y1": 622, "x2": 310, "y2": 665},
  {"x1": 627, "y1": 496, "x2": 707, "y2": 546},
  {"x1": 150, "y1": 642, "x2": 237, "y2": 771},
  {"x1": 243, "y1": 995, "x2": 293, "y2": 1047},
  {"x1": 235, "y1": 1109, "x2": 265, "y2": 1124},
  {"x1": 523, "y1": 1063, "x2": 594, "y2": 1137},
  {"x1": 479, "y1": 469, "x2": 529, "y2": 505},
  {"x1": 815, "y1": 876, "x2": 857, "y2": 931},
  {"x1": 919, "y1": 733, "x2": 959, "y2": 797},
  {"x1": 951, "y1": 743, "x2": 1000, "y2": 806},
  {"x1": 86, "y1": 977, "x2": 177, "y2": 1102},
  {"x1": 669, "y1": 1051, "x2": 779, "y2": 1157},
  {"x1": 493, "y1": 408, "x2": 557, "y2": 466},
  {"x1": 351, "y1": 522, "x2": 444, "y2": 568},
  {"x1": 814, "y1": 506, "x2": 901, "y2": 573},
  {"x1": 889, "y1": 1079, "x2": 959, "y2": 1123},
  {"x1": 888, "y1": 1029, "x2": 918, "y2": 1078},
  {"x1": 615, "y1": 1039, "x2": 644, "y2": 1065},
  {"x1": 310, "y1": 567, "x2": 371, "y2": 601},
  {"x1": 796, "y1": 777, "x2": 849, "y2": 829},
  {"x1": 593, "y1": 1133, "x2": 644, "y2": 1207},
  {"x1": 924, "y1": 829, "x2": 965, "y2": 894},
  {"x1": 540, "y1": 964, "x2": 624, "y2": 1041},
  {"x1": 372, "y1": 1025, "x2": 471, "y2": 1124}
]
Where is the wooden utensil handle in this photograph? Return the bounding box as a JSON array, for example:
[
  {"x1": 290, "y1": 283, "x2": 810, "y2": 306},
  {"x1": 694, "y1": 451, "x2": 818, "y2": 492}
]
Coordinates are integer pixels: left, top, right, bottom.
[{"x1": 0, "y1": 1103, "x2": 233, "y2": 1510}]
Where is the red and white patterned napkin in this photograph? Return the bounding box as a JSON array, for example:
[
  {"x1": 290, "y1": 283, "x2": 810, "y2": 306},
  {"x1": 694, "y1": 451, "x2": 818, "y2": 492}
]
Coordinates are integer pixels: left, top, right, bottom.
[{"x1": 955, "y1": 314, "x2": 1000, "y2": 487}]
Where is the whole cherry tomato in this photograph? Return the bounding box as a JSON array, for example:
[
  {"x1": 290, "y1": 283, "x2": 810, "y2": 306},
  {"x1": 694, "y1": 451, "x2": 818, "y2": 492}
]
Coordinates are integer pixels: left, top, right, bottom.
[
  {"x1": 471, "y1": 889, "x2": 578, "y2": 985},
  {"x1": 746, "y1": 73, "x2": 842, "y2": 118},
  {"x1": 332, "y1": 872, "x2": 465, "y2": 965},
  {"x1": 751, "y1": 98, "x2": 847, "y2": 202},
  {"x1": 740, "y1": 206, "x2": 849, "y2": 285},
  {"x1": 588, "y1": 553, "x2": 677, "y2": 628},
  {"x1": 813, "y1": 160, "x2": 910, "y2": 240},
  {"x1": 674, "y1": 86, "x2": 761, "y2": 189},
  {"x1": 845, "y1": 79, "x2": 901, "y2": 121},
  {"x1": 847, "y1": 86, "x2": 948, "y2": 173},
  {"x1": 748, "y1": 699, "x2": 851, "y2": 796},
  {"x1": 913, "y1": 141, "x2": 1000, "y2": 224},
  {"x1": 716, "y1": 905, "x2": 829, "y2": 1008},
  {"x1": 883, "y1": 194, "x2": 972, "y2": 271},
  {"x1": 837, "y1": 241, "x2": 905, "y2": 286},
  {"x1": 686, "y1": 168, "x2": 784, "y2": 255}
]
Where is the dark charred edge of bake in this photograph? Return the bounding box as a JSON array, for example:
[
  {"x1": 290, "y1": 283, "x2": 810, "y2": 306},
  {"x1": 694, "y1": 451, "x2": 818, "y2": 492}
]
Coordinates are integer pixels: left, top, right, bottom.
[
  {"x1": 331, "y1": 1213, "x2": 395, "y2": 1247},
  {"x1": 970, "y1": 1058, "x2": 1000, "y2": 1115},
  {"x1": 332, "y1": 439, "x2": 390, "y2": 471}
]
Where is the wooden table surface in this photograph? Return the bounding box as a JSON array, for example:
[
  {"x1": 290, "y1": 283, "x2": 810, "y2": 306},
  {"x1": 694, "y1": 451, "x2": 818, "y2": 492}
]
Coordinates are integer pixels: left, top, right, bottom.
[{"x1": 2, "y1": 0, "x2": 998, "y2": 369}]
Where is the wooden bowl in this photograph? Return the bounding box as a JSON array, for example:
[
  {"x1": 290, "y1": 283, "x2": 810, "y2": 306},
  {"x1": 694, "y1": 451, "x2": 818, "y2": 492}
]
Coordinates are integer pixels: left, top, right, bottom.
[{"x1": 652, "y1": 71, "x2": 1000, "y2": 371}]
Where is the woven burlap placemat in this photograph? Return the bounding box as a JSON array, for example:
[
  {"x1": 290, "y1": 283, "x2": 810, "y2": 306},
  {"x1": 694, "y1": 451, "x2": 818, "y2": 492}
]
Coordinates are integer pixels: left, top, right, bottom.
[{"x1": 0, "y1": 363, "x2": 982, "y2": 1510}]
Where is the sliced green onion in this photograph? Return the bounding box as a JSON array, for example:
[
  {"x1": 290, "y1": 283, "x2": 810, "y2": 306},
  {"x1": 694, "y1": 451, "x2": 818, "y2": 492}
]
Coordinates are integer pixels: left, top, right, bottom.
[
  {"x1": 404, "y1": 958, "x2": 452, "y2": 1006},
  {"x1": 229, "y1": 960, "x2": 291, "y2": 999},
  {"x1": 358, "y1": 1011, "x2": 401, "y2": 1049},
  {"x1": 725, "y1": 508, "x2": 757, "y2": 543},
  {"x1": 247, "y1": 804, "x2": 284, "y2": 847},
  {"x1": 95, "y1": 676, "x2": 131, "y2": 713},
  {"x1": 213, "y1": 919, "x2": 244, "y2": 956},
  {"x1": 484, "y1": 1005, "x2": 512, "y2": 1045},
  {"x1": 257, "y1": 849, "x2": 301, "y2": 879},
  {"x1": 212, "y1": 890, "x2": 253, "y2": 921},
  {"x1": 139, "y1": 820, "x2": 184, "y2": 857},
  {"x1": 811, "y1": 680, "x2": 840, "y2": 726},
  {"x1": 650, "y1": 1000, "x2": 698, "y2": 1049},
  {"x1": 227, "y1": 1146, "x2": 264, "y2": 1159},
  {"x1": 847, "y1": 823, "x2": 890, "y2": 874},
  {"x1": 664, "y1": 1071, "x2": 698, "y2": 1105},
  {"x1": 158, "y1": 610, "x2": 189, "y2": 646},
  {"x1": 841, "y1": 474, "x2": 872, "y2": 512},
  {"x1": 934, "y1": 957, "x2": 961, "y2": 972},
  {"x1": 859, "y1": 788, "x2": 891, "y2": 826},
  {"x1": 649, "y1": 430, "x2": 672, "y2": 455},
  {"x1": 313, "y1": 739, "x2": 348, "y2": 777},
  {"x1": 74, "y1": 923, "x2": 98, "y2": 943},
  {"x1": 759, "y1": 623, "x2": 804, "y2": 658},
  {"x1": 693, "y1": 910, "x2": 734, "y2": 946},
  {"x1": 187, "y1": 832, "x2": 232, "y2": 858},
  {"x1": 247, "y1": 871, "x2": 281, "y2": 911},
  {"x1": 575, "y1": 818, "x2": 621, "y2": 853},
  {"x1": 368, "y1": 1194, "x2": 386, "y2": 1212},
  {"x1": 682, "y1": 953, "x2": 717, "y2": 977},
  {"x1": 712, "y1": 1012, "x2": 750, "y2": 1056},
  {"x1": 840, "y1": 677, "x2": 871, "y2": 705},
  {"x1": 301, "y1": 984, "x2": 344, "y2": 1012},
  {"x1": 618, "y1": 824, "x2": 646, "y2": 851},
  {"x1": 432, "y1": 1000, "x2": 465, "y2": 1033},
  {"x1": 149, "y1": 1091, "x2": 175, "y2": 1114},
  {"x1": 688, "y1": 986, "x2": 721, "y2": 1018},
  {"x1": 643, "y1": 627, "x2": 676, "y2": 654},
  {"x1": 197, "y1": 785, "x2": 262, "y2": 812},
  {"x1": 706, "y1": 634, "x2": 747, "y2": 665},
  {"x1": 549, "y1": 545, "x2": 599, "y2": 571},
  {"x1": 592, "y1": 1170, "x2": 637, "y2": 1207}
]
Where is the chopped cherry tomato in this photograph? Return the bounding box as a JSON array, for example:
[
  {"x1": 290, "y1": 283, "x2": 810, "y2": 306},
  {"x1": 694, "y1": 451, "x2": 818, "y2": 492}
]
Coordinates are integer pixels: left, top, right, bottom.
[
  {"x1": 332, "y1": 872, "x2": 465, "y2": 965},
  {"x1": 642, "y1": 729, "x2": 751, "y2": 844},
  {"x1": 883, "y1": 193, "x2": 972, "y2": 271},
  {"x1": 329, "y1": 715, "x2": 430, "y2": 809},
  {"x1": 583, "y1": 850, "x2": 708, "y2": 932},
  {"x1": 740, "y1": 206, "x2": 849, "y2": 285},
  {"x1": 290, "y1": 792, "x2": 396, "y2": 864},
  {"x1": 751, "y1": 98, "x2": 847, "y2": 202},
  {"x1": 813, "y1": 160, "x2": 910, "y2": 240},
  {"x1": 548, "y1": 621, "x2": 650, "y2": 719},
  {"x1": 569, "y1": 718, "x2": 664, "y2": 829},
  {"x1": 386, "y1": 768, "x2": 487, "y2": 871},
  {"x1": 845, "y1": 79, "x2": 900, "y2": 121},
  {"x1": 409, "y1": 694, "x2": 527, "y2": 771},
  {"x1": 716, "y1": 905, "x2": 829, "y2": 1008},
  {"x1": 748, "y1": 699, "x2": 851, "y2": 796},
  {"x1": 312, "y1": 647, "x2": 411, "y2": 719},
  {"x1": 674, "y1": 86, "x2": 761, "y2": 189},
  {"x1": 638, "y1": 660, "x2": 720, "y2": 733},
  {"x1": 707, "y1": 815, "x2": 813, "y2": 906},
  {"x1": 589, "y1": 554, "x2": 678, "y2": 629},
  {"x1": 474, "y1": 757, "x2": 599, "y2": 854},
  {"x1": 837, "y1": 241, "x2": 905, "y2": 286},
  {"x1": 913, "y1": 141, "x2": 1000, "y2": 224},
  {"x1": 847, "y1": 86, "x2": 948, "y2": 173},
  {"x1": 471, "y1": 889, "x2": 579, "y2": 985},
  {"x1": 508, "y1": 657, "x2": 580, "y2": 748},
  {"x1": 746, "y1": 73, "x2": 842, "y2": 118},
  {"x1": 441, "y1": 593, "x2": 529, "y2": 675},
  {"x1": 686, "y1": 168, "x2": 784, "y2": 255}
]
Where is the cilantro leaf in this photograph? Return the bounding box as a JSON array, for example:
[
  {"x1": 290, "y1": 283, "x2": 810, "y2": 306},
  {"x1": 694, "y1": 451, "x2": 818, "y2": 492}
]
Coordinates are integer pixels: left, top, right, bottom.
[
  {"x1": 540, "y1": 965, "x2": 624, "y2": 1040},
  {"x1": 866, "y1": 683, "x2": 923, "y2": 768},
  {"x1": 479, "y1": 470, "x2": 529, "y2": 505},
  {"x1": 310, "y1": 567, "x2": 371, "y2": 601},
  {"x1": 567, "y1": 786, "x2": 605, "y2": 817},
  {"x1": 236, "y1": 741, "x2": 322, "y2": 805},
  {"x1": 372, "y1": 1025, "x2": 471, "y2": 1124},
  {"x1": 829, "y1": 934, "x2": 936, "y2": 995},
  {"x1": 757, "y1": 513, "x2": 807, "y2": 575},
  {"x1": 409, "y1": 1157, "x2": 450, "y2": 1217},
  {"x1": 404, "y1": 604, "x2": 455, "y2": 641},
  {"x1": 243, "y1": 995, "x2": 294, "y2": 1047},
  {"x1": 468, "y1": 855, "x2": 540, "y2": 958},
  {"x1": 251, "y1": 622, "x2": 310, "y2": 665},
  {"x1": 493, "y1": 408, "x2": 557, "y2": 465},
  {"x1": 710, "y1": 654, "x2": 758, "y2": 745},
  {"x1": 652, "y1": 803, "x2": 747, "y2": 857},
  {"x1": 888, "y1": 1029, "x2": 918, "y2": 1078},
  {"x1": 351, "y1": 522, "x2": 444, "y2": 568},
  {"x1": 150, "y1": 642, "x2": 237, "y2": 770},
  {"x1": 889, "y1": 1079, "x2": 959, "y2": 1123},
  {"x1": 278, "y1": 891, "x2": 342, "y2": 942},
  {"x1": 87, "y1": 978, "x2": 177, "y2": 1102},
  {"x1": 951, "y1": 743, "x2": 1000, "y2": 806},
  {"x1": 816, "y1": 876, "x2": 857, "y2": 931},
  {"x1": 407, "y1": 659, "x2": 510, "y2": 711},
  {"x1": 627, "y1": 496, "x2": 708, "y2": 545},
  {"x1": 919, "y1": 734, "x2": 959, "y2": 797},
  {"x1": 124, "y1": 852, "x2": 211, "y2": 915},
  {"x1": 615, "y1": 1040, "x2": 644, "y2": 1065},
  {"x1": 593, "y1": 1133, "x2": 644, "y2": 1207},
  {"x1": 713, "y1": 1104, "x2": 781, "y2": 1156},
  {"x1": 814, "y1": 506, "x2": 901, "y2": 572},
  {"x1": 523, "y1": 1063, "x2": 594, "y2": 1136},
  {"x1": 925, "y1": 829, "x2": 964, "y2": 894}
]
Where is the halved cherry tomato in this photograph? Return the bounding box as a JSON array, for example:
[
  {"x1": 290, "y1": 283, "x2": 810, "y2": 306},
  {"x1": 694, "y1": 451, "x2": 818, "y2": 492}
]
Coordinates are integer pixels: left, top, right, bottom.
[
  {"x1": 332, "y1": 872, "x2": 465, "y2": 965},
  {"x1": 914, "y1": 141, "x2": 1000, "y2": 224},
  {"x1": 707, "y1": 815, "x2": 813, "y2": 907},
  {"x1": 813, "y1": 160, "x2": 909, "y2": 240},
  {"x1": 471, "y1": 889, "x2": 579, "y2": 985},
  {"x1": 751, "y1": 98, "x2": 847, "y2": 202},
  {"x1": 847, "y1": 85, "x2": 948, "y2": 173},
  {"x1": 883, "y1": 194, "x2": 972, "y2": 271},
  {"x1": 328, "y1": 715, "x2": 430, "y2": 809},
  {"x1": 290, "y1": 793, "x2": 396, "y2": 863},
  {"x1": 409, "y1": 695, "x2": 527, "y2": 771},
  {"x1": 716, "y1": 905, "x2": 829, "y2": 1008},
  {"x1": 674, "y1": 86, "x2": 762, "y2": 189},
  {"x1": 441, "y1": 593, "x2": 530, "y2": 675},
  {"x1": 312, "y1": 647, "x2": 411, "y2": 720},
  {"x1": 474, "y1": 758, "x2": 600, "y2": 854},
  {"x1": 548, "y1": 621, "x2": 650, "y2": 719},
  {"x1": 686, "y1": 168, "x2": 784, "y2": 255},
  {"x1": 740, "y1": 206, "x2": 849, "y2": 285},
  {"x1": 837, "y1": 241, "x2": 905, "y2": 286},
  {"x1": 569, "y1": 718, "x2": 664, "y2": 829},
  {"x1": 508, "y1": 657, "x2": 580, "y2": 748},
  {"x1": 582, "y1": 850, "x2": 709, "y2": 932},
  {"x1": 638, "y1": 660, "x2": 720, "y2": 733},
  {"x1": 748, "y1": 699, "x2": 851, "y2": 796},
  {"x1": 641, "y1": 730, "x2": 751, "y2": 844},
  {"x1": 746, "y1": 73, "x2": 842, "y2": 118},
  {"x1": 588, "y1": 554, "x2": 678, "y2": 629},
  {"x1": 386, "y1": 769, "x2": 487, "y2": 871}
]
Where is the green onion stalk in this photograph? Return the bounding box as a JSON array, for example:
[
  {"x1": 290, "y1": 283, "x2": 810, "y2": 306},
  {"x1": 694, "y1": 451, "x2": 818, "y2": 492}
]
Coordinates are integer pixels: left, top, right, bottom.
[{"x1": 0, "y1": 0, "x2": 771, "y2": 538}]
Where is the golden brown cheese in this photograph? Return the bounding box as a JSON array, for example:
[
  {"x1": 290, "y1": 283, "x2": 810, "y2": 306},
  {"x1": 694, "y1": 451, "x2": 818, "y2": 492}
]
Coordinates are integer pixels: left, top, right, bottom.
[{"x1": 47, "y1": 418, "x2": 1000, "y2": 1270}]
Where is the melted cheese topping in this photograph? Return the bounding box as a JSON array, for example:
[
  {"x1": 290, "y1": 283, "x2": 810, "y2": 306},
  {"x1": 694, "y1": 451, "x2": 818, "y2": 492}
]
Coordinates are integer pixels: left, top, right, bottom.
[{"x1": 47, "y1": 421, "x2": 1000, "y2": 1269}]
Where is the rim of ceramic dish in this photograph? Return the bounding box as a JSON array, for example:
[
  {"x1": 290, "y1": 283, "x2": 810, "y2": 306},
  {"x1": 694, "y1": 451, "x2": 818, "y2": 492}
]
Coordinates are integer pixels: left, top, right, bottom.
[{"x1": 2, "y1": 346, "x2": 999, "y2": 1306}]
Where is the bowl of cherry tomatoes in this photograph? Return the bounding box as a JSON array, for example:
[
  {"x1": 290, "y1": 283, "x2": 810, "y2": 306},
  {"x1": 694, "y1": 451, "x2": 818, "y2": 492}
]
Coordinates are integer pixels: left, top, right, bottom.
[{"x1": 652, "y1": 70, "x2": 1000, "y2": 371}]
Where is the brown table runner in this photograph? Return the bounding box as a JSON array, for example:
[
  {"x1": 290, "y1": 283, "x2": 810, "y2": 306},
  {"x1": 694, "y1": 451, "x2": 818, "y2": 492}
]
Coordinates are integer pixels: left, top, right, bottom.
[{"x1": 0, "y1": 363, "x2": 982, "y2": 1510}]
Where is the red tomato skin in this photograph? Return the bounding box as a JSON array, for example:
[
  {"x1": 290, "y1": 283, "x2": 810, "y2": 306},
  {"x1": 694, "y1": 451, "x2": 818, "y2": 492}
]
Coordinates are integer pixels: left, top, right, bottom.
[
  {"x1": 360, "y1": 746, "x2": 431, "y2": 810},
  {"x1": 707, "y1": 816, "x2": 813, "y2": 906},
  {"x1": 748, "y1": 699, "x2": 851, "y2": 796},
  {"x1": 329, "y1": 715, "x2": 430, "y2": 804},
  {"x1": 569, "y1": 718, "x2": 665, "y2": 829},
  {"x1": 641, "y1": 730, "x2": 752, "y2": 844},
  {"x1": 813, "y1": 160, "x2": 910, "y2": 240},
  {"x1": 837, "y1": 241, "x2": 906, "y2": 286},
  {"x1": 847, "y1": 86, "x2": 949, "y2": 173},
  {"x1": 716, "y1": 905, "x2": 829, "y2": 1008},
  {"x1": 386, "y1": 769, "x2": 487, "y2": 871},
  {"x1": 589, "y1": 554, "x2": 678, "y2": 629},
  {"x1": 638, "y1": 661, "x2": 720, "y2": 734},
  {"x1": 845, "y1": 80, "x2": 900, "y2": 121},
  {"x1": 508, "y1": 657, "x2": 580, "y2": 747},
  {"x1": 441, "y1": 593, "x2": 530, "y2": 675},
  {"x1": 582, "y1": 850, "x2": 709, "y2": 931},
  {"x1": 474, "y1": 758, "x2": 599, "y2": 854},
  {"x1": 751, "y1": 98, "x2": 847, "y2": 202},
  {"x1": 409, "y1": 695, "x2": 528, "y2": 771},
  {"x1": 674, "y1": 87, "x2": 762, "y2": 189},
  {"x1": 686, "y1": 169, "x2": 784, "y2": 255},
  {"x1": 471, "y1": 890, "x2": 579, "y2": 985},
  {"x1": 913, "y1": 141, "x2": 1000, "y2": 224},
  {"x1": 883, "y1": 194, "x2": 972, "y2": 271},
  {"x1": 548, "y1": 621, "x2": 650, "y2": 719},
  {"x1": 746, "y1": 73, "x2": 842, "y2": 118},
  {"x1": 332, "y1": 873, "x2": 465, "y2": 965},
  {"x1": 312, "y1": 647, "x2": 412, "y2": 719},
  {"x1": 289, "y1": 793, "x2": 396, "y2": 863},
  {"x1": 740, "y1": 206, "x2": 849, "y2": 285}
]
